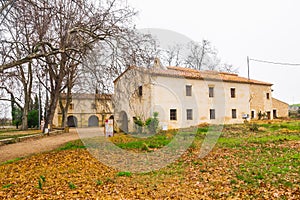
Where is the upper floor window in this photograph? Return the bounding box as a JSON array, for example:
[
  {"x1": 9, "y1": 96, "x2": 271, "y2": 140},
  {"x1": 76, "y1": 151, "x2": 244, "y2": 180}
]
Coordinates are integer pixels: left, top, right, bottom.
[
  {"x1": 209, "y1": 87, "x2": 214, "y2": 97},
  {"x1": 91, "y1": 103, "x2": 96, "y2": 109},
  {"x1": 138, "y1": 86, "x2": 143, "y2": 96},
  {"x1": 69, "y1": 103, "x2": 73, "y2": 110},
  {"x1": 186, "y1": 109, "x2": 193, "y2": 120},
  {"x1": 266, "y1": 93, "x2": 270, "y2": 99},
  {"x1": 186, "y1": 85, "x2": 192, "y2": 96},
  {"x1": 210, "y1": 109, "x2": 215, "y2": 119},
  {"x1": 230, "y1": 88, "x2": 236, "y2": 98},
  {"x1": 170, "y1": 109, "x2": 177, "y2": 120}
]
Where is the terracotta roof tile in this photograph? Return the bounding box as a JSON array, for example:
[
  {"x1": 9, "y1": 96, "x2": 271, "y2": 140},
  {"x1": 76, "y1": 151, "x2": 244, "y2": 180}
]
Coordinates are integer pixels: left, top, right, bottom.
[
  {"x1": 149, "y1": 66, "x2": 272, "y2": 86},
  {"x1": 114, "y1": 65, "x2": 272, "y2": 86}
]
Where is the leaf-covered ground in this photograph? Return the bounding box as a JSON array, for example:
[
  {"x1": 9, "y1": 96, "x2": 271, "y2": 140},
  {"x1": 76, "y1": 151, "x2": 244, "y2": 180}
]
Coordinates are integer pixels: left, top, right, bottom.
[{"x1": 0, "y1": 120, "x2": 299, "y2": 199}]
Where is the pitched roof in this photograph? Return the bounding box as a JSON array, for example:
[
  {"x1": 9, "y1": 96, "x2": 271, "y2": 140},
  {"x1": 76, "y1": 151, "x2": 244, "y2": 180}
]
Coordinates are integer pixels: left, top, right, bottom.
[
  {"x1": 114, "y1": 65, "x2": 273, "y2": 86},
  {"x1": 165, "y1": 66, "x2": 272, "y2": 85},
  {"x1": 272, "y1": 97, "x2": 289, "y2": 106},
  {"x1": 60, "y1": 93, "x2": 112, "y2": 100}
]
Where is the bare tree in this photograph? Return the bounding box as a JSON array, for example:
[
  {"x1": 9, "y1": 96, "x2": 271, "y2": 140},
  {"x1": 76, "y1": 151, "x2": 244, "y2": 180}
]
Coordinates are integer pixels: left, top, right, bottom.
[
  {"x1": 36, "y1": 0, "x2": 144, "y2": 131},
  {"x1": 76, "y1": 29, "x2": 157, "y2": 95},
  {"x1": 219, "y1": 63, "x2": 239, "y2": 73},
  {"x1": 161, "y1": 44, "x2": 183, "y2": 66},
  {"x1": 0, "y1": 0, "x2": 43, "y2": 130},
  {"x1": 185, "y1": 40, "x2": 218, "y2": 70}
]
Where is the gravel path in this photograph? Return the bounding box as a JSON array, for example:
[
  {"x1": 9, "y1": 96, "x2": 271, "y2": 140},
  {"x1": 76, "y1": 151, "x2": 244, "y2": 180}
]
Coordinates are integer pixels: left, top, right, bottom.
[{"x1": 0, "y1": 128, "x2": 104, "y2": 163}]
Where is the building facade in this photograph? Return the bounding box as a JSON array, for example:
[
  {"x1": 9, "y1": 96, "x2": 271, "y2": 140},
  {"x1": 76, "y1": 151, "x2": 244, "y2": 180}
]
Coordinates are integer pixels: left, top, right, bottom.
[
  {"x1": 113, "y1": 62, "x2": 289, "y2": 132},
  {"x1": 53, "y1": 93, "x2": 113, "y2": 128}
]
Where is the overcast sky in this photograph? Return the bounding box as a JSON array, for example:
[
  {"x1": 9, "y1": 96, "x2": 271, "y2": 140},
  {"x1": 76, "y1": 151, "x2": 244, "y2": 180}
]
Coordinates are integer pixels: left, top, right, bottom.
[{"x1": 128, "y1": 0, "x2": 300, "y2": 104}]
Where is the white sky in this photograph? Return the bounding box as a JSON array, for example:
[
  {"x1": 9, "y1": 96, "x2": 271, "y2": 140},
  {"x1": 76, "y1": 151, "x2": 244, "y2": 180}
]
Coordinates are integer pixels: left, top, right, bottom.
[{"x1": 128, "y1": 0, "x2": 300, "y2": 104}]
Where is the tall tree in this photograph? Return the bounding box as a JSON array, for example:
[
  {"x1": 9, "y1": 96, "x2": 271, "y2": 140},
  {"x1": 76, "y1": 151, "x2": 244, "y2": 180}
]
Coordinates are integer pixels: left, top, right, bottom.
[{"x1": 0, "y1": 0, "x2": 38, "y2": 130}]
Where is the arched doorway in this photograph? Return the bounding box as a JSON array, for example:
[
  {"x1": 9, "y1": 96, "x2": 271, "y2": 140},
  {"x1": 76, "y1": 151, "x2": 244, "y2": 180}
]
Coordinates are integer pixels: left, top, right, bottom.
[
  {"x1": 88, "y1": 115, "x2": 99, "y2": 127},
  {"x1": 67, "y1": 116, "x2": 78, "y2": 127},
  {"x1": 119, "y1": 111, "x2": 128, "y2": 133}
]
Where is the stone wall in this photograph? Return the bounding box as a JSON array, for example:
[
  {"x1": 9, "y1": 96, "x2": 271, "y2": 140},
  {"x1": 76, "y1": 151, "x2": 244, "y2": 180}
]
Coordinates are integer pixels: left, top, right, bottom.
[
  {"x1": 250, "y1": 84, "x2": 273, "y2": 119},
  {"x1": 272, "y1": 98, "x2": 289, "y2": 118}
]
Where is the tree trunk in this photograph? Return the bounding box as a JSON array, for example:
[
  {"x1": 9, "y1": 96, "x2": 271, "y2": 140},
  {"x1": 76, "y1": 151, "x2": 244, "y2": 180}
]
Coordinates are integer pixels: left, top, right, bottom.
[
  {"x1": 21, "y1": 101, "x2": 29, "y2": 130},
  {"x1": 59, "y1": 97, "x2": 68, "y2": 128},
  {"x1": 44, "y1": 88, "x2": 60, "y2": 133},
  {"x1": 20, "y1": 62, "x2": 32, "y2": 130}
]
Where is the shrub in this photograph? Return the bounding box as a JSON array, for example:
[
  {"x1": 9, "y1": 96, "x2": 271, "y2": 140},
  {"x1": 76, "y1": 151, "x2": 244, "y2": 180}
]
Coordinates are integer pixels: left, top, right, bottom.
[
  {"x1": 133, "y1": 117, "x2": 144, "y2": 134},
  {"x1": 145, "y1": 112, "x2": 159, "y2": 134},
  {"x1": 249, "y1": 123, "x2": 259, "y2": 132},
  {"x1": 28, "y1": 110, "x2": 39, "y2": 128}
]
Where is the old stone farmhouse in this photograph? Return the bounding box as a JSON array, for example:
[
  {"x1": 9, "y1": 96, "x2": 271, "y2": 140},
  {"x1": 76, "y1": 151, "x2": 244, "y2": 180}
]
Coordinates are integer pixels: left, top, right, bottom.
[
  {"x1": 113, "y1": 60, "x2": 289, "y2": 132},
  {"x1": 53, "y1": 60, "x2": 288, "y2": 130},
  {"x1": 53, "y1": 93, "x2": 112, "y2": 128}
]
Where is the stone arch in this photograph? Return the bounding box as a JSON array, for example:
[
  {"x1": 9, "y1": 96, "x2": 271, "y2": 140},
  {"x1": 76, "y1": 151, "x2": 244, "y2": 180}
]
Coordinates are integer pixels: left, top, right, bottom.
[
  {"x1": 67, "y1": 115, "x2": 78, "y2": 127},
  {"x1": 88, "y1": 115, "x2": 99, "y2": 127}
]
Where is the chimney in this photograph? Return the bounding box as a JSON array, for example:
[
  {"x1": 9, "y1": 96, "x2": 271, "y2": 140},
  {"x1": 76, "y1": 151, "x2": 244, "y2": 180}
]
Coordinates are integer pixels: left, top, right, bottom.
[{"x1": 153, "y1": 58, "x2": 166, "y2": 70}]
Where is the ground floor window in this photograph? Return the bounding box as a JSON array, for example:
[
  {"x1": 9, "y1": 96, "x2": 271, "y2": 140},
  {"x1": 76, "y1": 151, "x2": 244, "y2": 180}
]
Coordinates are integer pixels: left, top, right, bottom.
[
  {"x1": 232, "y1": 109, "x2": 237, "y2": 119},
  {"x1": 186, "y1": 109, "x2": 193, "y2": 120},
  {"x1": 170, "y1": 109, "x2": 177, "y2": 120},
  {"x1": 210, "y1": 109, "x2": 215, "y2": 119}
]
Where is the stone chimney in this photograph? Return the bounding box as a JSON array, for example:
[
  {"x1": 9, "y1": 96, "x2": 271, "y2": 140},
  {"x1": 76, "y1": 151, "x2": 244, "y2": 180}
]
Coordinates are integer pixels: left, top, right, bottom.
[{"x1": 153, "y1": 58, "x2": 166, "y2": 70}]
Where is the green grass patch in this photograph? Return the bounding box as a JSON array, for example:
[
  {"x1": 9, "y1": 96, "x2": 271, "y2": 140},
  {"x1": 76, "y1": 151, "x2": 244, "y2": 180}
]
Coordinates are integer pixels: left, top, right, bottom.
[
  {"x1": 1, "y1": 157, "x2": 22, "y2": 165},
  {"x1": 248, "y1": 134, "x2": 300, "y2": 144},
  {"x1": 0, "y1": 133, "x2": 39, "y2": 140},
  {"x1": 233, "y1": 146, "x2": 299, "y2": 187},
  {"x1": 259, "y1": 121, "x2": 300, "y2": 132},
  {"x1": 218, "y1": 133, "x2": 300, "y2": 148},
  {"x1": 0, "y1": 128, "x2": 19, "y2": 134},
  {"x1": 57, "y1": 140, "x2": 86, "y2": 151},
  {"x1": 68, "y1": 182, "x2": 76, "y2": 189},
  {"x1": 96, "y1": 180, "x2": 103, "y2": 185},
  {"x1": 117, "y1": 171, "x2": 132, "y2": 177},
  {"x1": 2, "y1": 183, "x2": 13, "y2": 189},
  {"x1": 217, "y1": 137, "x2": 243, "y2": 148},
  {"x1": 112, "y1": 133, "x2": 174, "y2": 150},
  {"x1": 197, "y1": 127, "x2": 209, "y2": 134}
]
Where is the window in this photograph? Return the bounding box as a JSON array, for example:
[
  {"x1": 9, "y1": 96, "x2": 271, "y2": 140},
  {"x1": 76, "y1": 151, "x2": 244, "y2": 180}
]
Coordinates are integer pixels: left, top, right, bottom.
[
  {"x1": 91, "y1": 103, "x2": 96, "y2": 109},
  {"x1": 266, "y1": 93, "x2": 270, "y2": 99},
  {"x1": 186, "y1": 85, "x2": 192, "y2": 96},
  {"x1": 210, "y1": 109, "x2": 215, "y2": 119},
  {"x1": 138, "y1": 86, "x2": 143, "y2": 96},
  {"x1": 170, "y1": 109, "x2": 177, "y2": 120},
  {"x1": 209, "y1": 87, "x2": 214, "y2": 97},
  {"x1": 251, "y1": 111, "x2": 255, "y2": 119},
  {"x1": 70, "y1": 103, "x2": 73, "y2": 110},
  {"x1": 186, "y1": 109, "x2": 193, "y2": 120},
  {"x1": 230, "y1": 88, "x2": 236, "y2": 98},
  {"x1": 232, "y1": 109, "x2": 237, "y2": 119}
]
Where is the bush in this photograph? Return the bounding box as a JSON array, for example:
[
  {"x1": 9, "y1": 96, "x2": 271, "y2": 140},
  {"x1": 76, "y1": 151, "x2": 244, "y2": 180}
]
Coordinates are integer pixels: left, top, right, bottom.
[
  {"x1": 145, "y1": 112, "x2": 159, "y2": 134},
  {"x1": 249, "y1": 123, "x2": 259, "y2": 132},
  {"x1": 133, "y1": 117, "x2": 144, "y2": 134},
  {"x1": 28, "y1": 110, "x2": 39, "y2": 128}
]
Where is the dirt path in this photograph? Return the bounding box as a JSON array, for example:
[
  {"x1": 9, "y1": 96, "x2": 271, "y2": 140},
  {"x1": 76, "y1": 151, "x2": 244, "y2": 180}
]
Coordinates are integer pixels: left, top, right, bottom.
[{"x1": 0, "y1": 128, "x2": 104, "y2": 163}]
